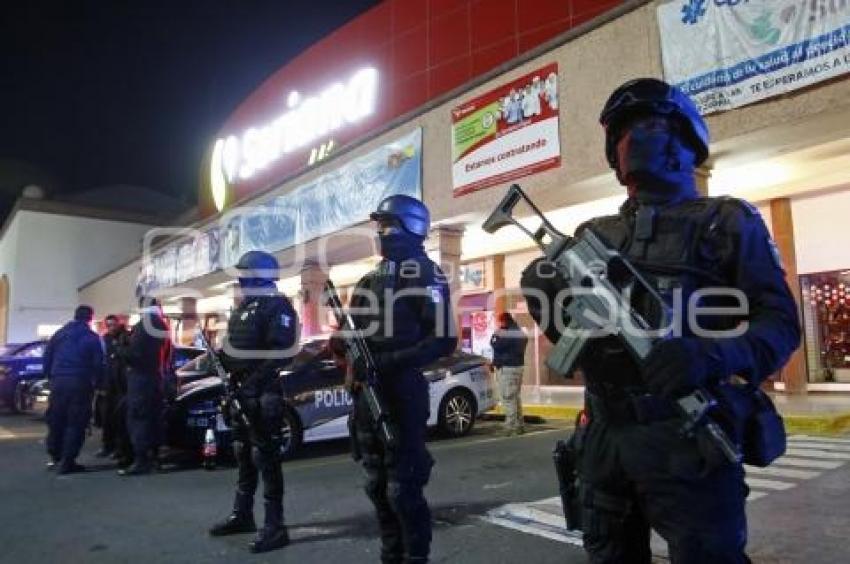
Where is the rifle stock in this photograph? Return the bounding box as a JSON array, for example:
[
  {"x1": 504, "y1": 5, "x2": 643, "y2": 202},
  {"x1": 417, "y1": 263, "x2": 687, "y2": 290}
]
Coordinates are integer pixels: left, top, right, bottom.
[{"x1": 196, "y1": 330, "x2": 251, "y2": 429}]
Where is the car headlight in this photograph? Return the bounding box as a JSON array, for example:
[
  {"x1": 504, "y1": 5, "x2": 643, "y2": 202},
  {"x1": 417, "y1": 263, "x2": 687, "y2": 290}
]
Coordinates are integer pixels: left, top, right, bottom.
[{"x1": 424, "y1": 368, "x2": 450, "y2": 382}]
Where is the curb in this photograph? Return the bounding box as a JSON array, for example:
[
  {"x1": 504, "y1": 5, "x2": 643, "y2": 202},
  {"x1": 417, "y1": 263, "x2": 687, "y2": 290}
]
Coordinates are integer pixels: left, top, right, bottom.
[{"x1": 493, "y1": 405, "x2": 850, "y2": 436}]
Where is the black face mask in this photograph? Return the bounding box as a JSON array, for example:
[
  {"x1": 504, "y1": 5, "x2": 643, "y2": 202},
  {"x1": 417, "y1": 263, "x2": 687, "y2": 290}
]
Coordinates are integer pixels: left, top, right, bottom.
[
  {"x1": 377, "y1": 228, "x2": 424, "y2": 262},
  {"x1": 616, "y1": 125, "x2": 698, "y2": 204}
]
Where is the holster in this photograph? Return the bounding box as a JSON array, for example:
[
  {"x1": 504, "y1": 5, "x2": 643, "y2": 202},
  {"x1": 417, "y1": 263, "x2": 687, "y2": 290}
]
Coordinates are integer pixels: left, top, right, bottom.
[
  {"x1": 347, "y1": 413, "x2": 362, "y2": 462},
  {"x1": 742, "y1": 388, "x2": 786, "y2": 467},
  {"x1": 552, "y1": 410, "x2": 587, "y2": 531}
]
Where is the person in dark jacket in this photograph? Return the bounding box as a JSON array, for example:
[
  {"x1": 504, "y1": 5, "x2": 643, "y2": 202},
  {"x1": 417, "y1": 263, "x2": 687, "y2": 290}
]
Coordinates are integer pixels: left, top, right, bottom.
[
  {"x1": 521, "y1": 78, "x2": 801, "y2": 563},
  {"x1": 44, "y1": 305, "x2": 105, "y2": 474},
  {"x1": 489, "y1": 312, "x2": 528, "y2": 435},
  {"x1": 118, "y1": 298, "x2": 172, "y2": 476},
  {"x1": 338, "y1": 195, "x2": 456, "y2": 564},
  {"x1": 99, "y1": 315, "x2": 132, "y2": 466}
]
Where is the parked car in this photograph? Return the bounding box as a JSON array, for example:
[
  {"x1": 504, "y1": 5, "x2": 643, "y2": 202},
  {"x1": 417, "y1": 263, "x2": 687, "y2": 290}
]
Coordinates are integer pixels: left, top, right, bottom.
[
  {"x1": 164, "y1": 337, "x2": 496, "y2": 460},
  {"x1": 25, "y1": 345, "x2": 205, "y2": 411},
  {"x1": 0, "y1": 340, "x2": 48, "y2": 412}
]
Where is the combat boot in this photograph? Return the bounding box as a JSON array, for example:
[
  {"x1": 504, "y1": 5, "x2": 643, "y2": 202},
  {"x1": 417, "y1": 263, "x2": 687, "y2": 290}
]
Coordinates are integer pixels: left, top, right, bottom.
[
  {"x1": 57, "y1": 460, "x2": 86, "y2": 475},
  {"x1": 118, "y1": 455, "x2": 153, "y2": 476},
  {"x1": 209, "y1": 512, "x2": 257, "y2": 536},
  {"x1": 249, "y1": 500, "x2": 289, "y2": 553}
]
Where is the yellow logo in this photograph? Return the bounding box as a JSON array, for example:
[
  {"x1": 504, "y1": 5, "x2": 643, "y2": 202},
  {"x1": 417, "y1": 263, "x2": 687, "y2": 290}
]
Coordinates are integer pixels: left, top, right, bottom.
[{"x1": 210, "y1": 139, "x2": 228, "y2": 212}]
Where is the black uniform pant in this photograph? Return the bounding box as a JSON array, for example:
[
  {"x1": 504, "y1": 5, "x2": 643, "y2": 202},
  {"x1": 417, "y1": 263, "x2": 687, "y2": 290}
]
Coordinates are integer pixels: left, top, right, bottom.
[
  {"x1": 126, "y1": 372, "x2": 163, "y2": 459},
  {"x1": 578, "y1": 415, "x2": 750, "y2": 564},
  {"x1": 353, "y1": 374, "x2": 434, "y2": 563},
  {"x1": 46, "y1": 377, "x2": 93, "y2": 463},
  {"x1": 97, "y1": 390, "x2": 121, "y2": 452},
  {"x1": 232, "y1": 392, "x2": 284, "y2": 528}
]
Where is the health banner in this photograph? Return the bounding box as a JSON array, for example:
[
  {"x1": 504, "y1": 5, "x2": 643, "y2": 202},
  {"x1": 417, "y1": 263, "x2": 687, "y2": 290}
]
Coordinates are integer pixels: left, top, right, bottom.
[
  {"x1": 658, "y1": 0, "x2": 850, "y2": 115},
  {"x1": 138, "y1": 129, "x2": 422, "y2": 295},
  {"x1": 451, "y1": 63, "x2": 561, "y2": 197}
]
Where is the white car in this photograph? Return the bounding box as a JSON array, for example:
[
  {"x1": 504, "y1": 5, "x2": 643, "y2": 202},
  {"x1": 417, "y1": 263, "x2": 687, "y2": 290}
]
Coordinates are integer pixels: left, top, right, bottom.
[{"x1": 172, "y1": 338, "x2": 497, "y2": 459}]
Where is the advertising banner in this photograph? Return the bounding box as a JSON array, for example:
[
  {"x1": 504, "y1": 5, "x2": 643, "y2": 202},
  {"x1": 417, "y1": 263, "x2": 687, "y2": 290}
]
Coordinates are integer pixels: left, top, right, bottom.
[
  {"x1": 451, "y1": 63, "x2": 560, "y2": 197},
  {"x1": 240, "y1": 127, "x2": 422, "y2": 253},
  {"x1": 658, "y1": 0, "x2": 850, "y2": 115},
  {"x1": 139, "y1": 129, "x2": 422, "y2": 296},
  {"x1": 471, "y1": 311, "x2": 495, "y2": 360}
]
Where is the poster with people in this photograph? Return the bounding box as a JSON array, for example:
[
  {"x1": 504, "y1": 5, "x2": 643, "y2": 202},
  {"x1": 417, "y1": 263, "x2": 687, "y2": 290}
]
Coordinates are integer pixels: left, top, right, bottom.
[
  {"x1": 658, "y1": 0, "x2": 850, "y2": 114},
  {"x1": 451, "y1": 63, "x2": 561, "y2": 196}
]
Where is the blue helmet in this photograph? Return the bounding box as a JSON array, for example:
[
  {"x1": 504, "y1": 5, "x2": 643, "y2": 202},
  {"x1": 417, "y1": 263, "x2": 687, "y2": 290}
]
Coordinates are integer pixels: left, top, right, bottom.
[
  {"x1": 599, "y1": 78, "x2": 709, "y2": 167},
  {"x1": 235, "y1": 250, "x2": 279, "y2": 281},
  {"x1": 370, "y1": 195, "x2": 430, "y2": 238}
]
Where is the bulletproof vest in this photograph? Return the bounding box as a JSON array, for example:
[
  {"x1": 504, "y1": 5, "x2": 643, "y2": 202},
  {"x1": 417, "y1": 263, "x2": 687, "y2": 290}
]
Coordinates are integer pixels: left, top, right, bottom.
[
  {"x1": 352, "y1": 256, "x2": 434, "y2": 354},
  {"x1": 579, "y1": 197, "x2": 741, "y2": 393},
  {"x1": 225, "y1": 295, "x2": 277, "y2": 373}
]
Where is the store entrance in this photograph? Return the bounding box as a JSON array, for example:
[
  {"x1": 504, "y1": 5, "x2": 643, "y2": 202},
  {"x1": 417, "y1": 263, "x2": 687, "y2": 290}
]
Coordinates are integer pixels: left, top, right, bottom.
[{"x1": 801, "y1": 269, "x2": 850, "y2": 384}]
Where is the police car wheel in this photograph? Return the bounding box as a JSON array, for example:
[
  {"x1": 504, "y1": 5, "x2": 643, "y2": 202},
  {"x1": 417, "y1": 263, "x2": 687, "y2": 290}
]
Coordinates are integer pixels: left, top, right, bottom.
[
  {"x1": 279, "y1": 407, "x2": 303, "y2": 461},
  {"x1": 438, "y1": 389, "x2": 476, "y2": 437}
]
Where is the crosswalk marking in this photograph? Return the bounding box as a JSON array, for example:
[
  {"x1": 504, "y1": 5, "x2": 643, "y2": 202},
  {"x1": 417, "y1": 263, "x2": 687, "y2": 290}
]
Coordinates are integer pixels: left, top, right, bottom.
[
  {"x1": 745, "y1": 477, "x2": 796, "y2": 490},
  {"x1": 784, "y1": 448, "x2": 850, "y2": 460},
  {"x1": 744, "y1": 465, "x2": 820, "y2": 479},
  {"x1": 770, "y1": 456, "x2": 843, "y2": 469},
  {"x1": 483, "y1": 434, "x2": 849, "y2": 547},
  {"x1": 790, "y1": 435, "x2": 850, "y2": 445},
  {"x1": 0, "y1": 427, "x2": 15, "y2": 439}
]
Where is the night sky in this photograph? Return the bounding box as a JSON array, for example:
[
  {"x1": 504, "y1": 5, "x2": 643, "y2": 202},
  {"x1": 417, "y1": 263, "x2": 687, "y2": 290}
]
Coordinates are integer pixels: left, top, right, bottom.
[{"x1": 0, "y1": 0, "x2": 379, "y2": 220}]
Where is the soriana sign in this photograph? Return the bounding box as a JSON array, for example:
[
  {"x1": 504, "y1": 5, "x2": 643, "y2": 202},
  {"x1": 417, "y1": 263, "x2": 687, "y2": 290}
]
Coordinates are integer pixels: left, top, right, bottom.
[
  {"x1": 209, "y1": 66, "x2": 380, "y2": 212},
  {"x1": 451, "y1": 63, "x2": 561, "y2": 197}
]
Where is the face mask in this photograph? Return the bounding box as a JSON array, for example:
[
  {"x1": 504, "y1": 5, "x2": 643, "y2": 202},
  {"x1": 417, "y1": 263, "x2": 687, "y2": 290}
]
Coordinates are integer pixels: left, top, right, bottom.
[
  {"x1": 377, "y1": 228, "x2": 423, "y2": 262},
  {"x1": 616, "y1": 125, "x2": 698, "y2": 204},
  {"x1": 238, "y1": 278, "x2": 276, "y2": 291}
]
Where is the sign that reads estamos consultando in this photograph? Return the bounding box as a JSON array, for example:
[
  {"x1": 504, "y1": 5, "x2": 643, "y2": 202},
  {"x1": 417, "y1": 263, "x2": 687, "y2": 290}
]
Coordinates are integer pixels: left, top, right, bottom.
[{"x1": 451, "y1": 63, "x2": 561, "y2": 197}]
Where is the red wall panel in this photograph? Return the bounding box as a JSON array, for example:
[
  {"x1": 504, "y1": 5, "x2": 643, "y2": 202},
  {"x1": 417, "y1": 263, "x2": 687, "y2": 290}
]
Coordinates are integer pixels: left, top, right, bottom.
[{"x1": 203, "y1": 0, "x2": 628, "y2": 215}]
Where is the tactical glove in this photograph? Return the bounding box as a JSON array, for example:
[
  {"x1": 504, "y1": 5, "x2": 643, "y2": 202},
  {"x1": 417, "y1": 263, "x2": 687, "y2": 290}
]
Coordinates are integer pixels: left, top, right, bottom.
[{"x1": 643, "y1": 337, "x2": 725, "y2": 399}]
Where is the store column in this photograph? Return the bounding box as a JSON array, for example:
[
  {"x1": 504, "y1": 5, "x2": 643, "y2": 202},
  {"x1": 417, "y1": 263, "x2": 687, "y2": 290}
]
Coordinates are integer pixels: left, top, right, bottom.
[
  {"x1": 300, "y1": 261, "x2": 329, "y2": 338},
  {"x1": 695, "y1": 165, "x2": 711, "y2": 197},
  {"x1": 426, "y1": 226, "x2": 464, "y2": 346},
  {"x1": 178, "y1": 297, "x2": 197, "y2": 346},
  {"x1": 770, "y1": 198, "x2": 807, "y2": 394}
]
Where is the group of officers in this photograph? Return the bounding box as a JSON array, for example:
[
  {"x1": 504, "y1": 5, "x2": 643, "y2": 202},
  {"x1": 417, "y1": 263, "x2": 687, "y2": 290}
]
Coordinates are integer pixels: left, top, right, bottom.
[
  {"x1": 45, "y1": 300, "x2": 173, "y2": 477},
  {"x1": 44, "y1": 78, "x2": 800, "y2": 563}
]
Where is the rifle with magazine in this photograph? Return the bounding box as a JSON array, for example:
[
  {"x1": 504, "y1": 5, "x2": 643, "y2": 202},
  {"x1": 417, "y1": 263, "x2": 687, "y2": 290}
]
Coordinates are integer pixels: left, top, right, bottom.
[
  {"x1": 196, "y1": 329, "x2": 251, "y2": 430},
  {"x1": 324, "y1": 279, "x2": 398, "y2": 451},
  {"x1": 483, "y1": 183, "x2": 741, "y2": 465}
]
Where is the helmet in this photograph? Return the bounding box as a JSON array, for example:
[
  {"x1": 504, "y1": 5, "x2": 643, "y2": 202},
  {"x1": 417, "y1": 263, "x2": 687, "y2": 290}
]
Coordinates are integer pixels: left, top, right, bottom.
[
  {"x1": 369, "y1": 195, "x2": 430, "y2": 238},
  {"x1": 235, "y1": 250, "x2": 279, "y2": 281},
  {"x1": 599, "y1": 78, "x2": 709, "y2": 168}
]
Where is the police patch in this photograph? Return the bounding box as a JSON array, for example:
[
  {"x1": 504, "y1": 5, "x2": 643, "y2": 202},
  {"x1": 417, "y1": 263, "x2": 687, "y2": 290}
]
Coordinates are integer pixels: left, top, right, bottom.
[
  {"x1": 428, "y1": 285, "x2": 443, "y2": 303},
  {"x1": 281, "y1": 314, "x2": 291, "y2": 327}
]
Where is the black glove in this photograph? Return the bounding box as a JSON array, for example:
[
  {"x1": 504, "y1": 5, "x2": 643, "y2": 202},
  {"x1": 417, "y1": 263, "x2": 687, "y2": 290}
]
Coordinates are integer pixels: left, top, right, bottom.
[{"x1": 643, "y1": 338, "x2": 725, "y2": 399}]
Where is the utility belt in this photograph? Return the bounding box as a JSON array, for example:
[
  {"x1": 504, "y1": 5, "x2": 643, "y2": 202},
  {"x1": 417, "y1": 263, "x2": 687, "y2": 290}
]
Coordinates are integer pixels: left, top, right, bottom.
[{"x1": 585, "y1": 391, "x2": 677, "y2": 426}]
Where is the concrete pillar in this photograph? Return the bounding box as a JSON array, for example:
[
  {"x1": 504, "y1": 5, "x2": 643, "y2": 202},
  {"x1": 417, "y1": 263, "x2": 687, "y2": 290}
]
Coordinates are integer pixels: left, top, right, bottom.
[
  {"x1": 694, "y1": 165, "x2": 711, "y2": 197},
  {"x1": 300, "y1": 262, "x2": 329, "y2": 337},
  {"x1": 426, "y1": 225, "x2": 464, "y2": 348},
  {"x1": 770, "y1": 198, "x2": 807, "y2": 394},
  {"x1": 178, "y1": 297, "x2": 197, "y2": 346},
  {"x1": 490, "y1": 254, "x2": 506, "y2": 318}
]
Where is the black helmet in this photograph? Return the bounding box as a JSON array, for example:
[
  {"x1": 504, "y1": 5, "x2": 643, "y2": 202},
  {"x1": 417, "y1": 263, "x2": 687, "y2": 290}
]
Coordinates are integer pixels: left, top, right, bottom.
[
  {"x1": 235, "y1": 250, "x2": 279, "y2": 281},
  {"x1": 599, "y1": 78, "x2": 709, "y2": 168},
  {"x1": 369, "y1": 195, "x2": 430, "y2": 238}
]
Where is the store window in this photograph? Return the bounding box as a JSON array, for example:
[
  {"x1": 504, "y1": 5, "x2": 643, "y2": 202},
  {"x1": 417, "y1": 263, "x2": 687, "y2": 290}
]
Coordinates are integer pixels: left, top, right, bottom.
[{"x1": 800, "y1": 270, "x2": 850, "y2": 383}]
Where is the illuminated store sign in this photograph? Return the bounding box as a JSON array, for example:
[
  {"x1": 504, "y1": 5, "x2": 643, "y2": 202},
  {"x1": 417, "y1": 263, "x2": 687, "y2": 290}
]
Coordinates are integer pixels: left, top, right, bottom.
[{"x1": 211, "y1": 66, "x2": 379, "y2": 199}]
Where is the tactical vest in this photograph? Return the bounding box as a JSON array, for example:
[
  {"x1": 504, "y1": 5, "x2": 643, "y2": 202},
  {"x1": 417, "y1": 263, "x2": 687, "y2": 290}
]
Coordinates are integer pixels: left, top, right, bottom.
[{"x1": 578, "y1": 197, "x2": 746, "y2": 394}]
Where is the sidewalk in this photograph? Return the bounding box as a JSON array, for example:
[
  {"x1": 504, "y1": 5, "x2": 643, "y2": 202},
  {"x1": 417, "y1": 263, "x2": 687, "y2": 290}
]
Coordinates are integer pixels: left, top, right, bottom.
[{"x1": 494, "y1": 386, "x2": 850, "y2": 436}]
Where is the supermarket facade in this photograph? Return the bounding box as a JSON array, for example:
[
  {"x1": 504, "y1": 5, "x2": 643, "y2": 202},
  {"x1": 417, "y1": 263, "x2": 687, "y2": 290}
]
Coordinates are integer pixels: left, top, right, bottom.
[{"x1": 81, "y1": 0, "x2": 850, "y2": 395}]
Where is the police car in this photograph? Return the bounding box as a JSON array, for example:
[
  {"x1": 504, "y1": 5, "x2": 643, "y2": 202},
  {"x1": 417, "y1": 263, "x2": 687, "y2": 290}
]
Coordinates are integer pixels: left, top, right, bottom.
[
  {"x1": 0, "y1": 341, "x2": 47, "y2": 413},
  {"x1": 166, "y1": 337, "x2": 496, "y2": 459}
]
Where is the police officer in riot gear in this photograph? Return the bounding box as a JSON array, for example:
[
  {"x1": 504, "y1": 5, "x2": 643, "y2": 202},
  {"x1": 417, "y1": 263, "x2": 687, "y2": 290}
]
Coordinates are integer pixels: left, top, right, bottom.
[
  {"x1": 209, "y1": 250, "x2": 298, "y2": 554},
  {"x1": 521, "y1": 78, "x2": 801, "y2": 563},
  {"x1": 341, "y1": 195, "x2": 456, "y2": 563}
]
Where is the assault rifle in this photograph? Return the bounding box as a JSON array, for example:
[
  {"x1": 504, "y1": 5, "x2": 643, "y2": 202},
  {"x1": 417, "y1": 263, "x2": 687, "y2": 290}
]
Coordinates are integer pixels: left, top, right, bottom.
[
  {"x1": 196, "y1": 330, "x2": 251, "y2": 429},
  {"x1": 483, "y1": 184, "x2": 741, "y2": 464},
  {"x1": 324, "y1": 279, "x2": 398, "y2": 450}
]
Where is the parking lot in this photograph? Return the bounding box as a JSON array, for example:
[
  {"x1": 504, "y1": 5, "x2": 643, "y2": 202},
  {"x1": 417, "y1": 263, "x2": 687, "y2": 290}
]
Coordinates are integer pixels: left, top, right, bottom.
[{"x1": 2, "y1": 409, "x2": 849, "y2": 563}]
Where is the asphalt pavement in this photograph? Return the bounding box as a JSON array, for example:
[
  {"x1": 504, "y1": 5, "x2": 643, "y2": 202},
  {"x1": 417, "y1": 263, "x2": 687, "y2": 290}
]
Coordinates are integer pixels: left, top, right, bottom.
[{"x1": 0, "y1": 409, "x2": 847, "y2": 563}]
